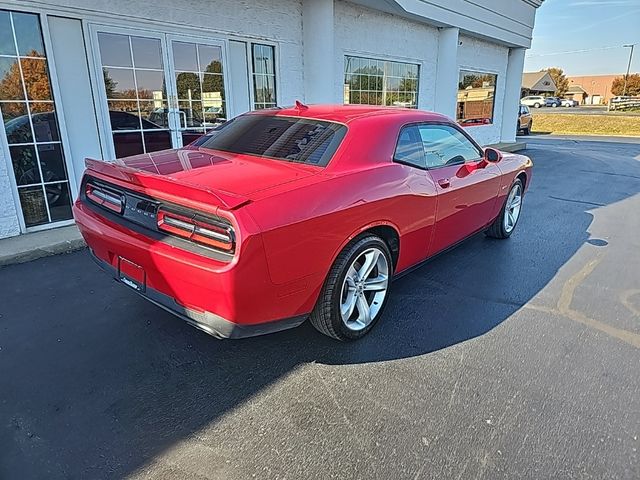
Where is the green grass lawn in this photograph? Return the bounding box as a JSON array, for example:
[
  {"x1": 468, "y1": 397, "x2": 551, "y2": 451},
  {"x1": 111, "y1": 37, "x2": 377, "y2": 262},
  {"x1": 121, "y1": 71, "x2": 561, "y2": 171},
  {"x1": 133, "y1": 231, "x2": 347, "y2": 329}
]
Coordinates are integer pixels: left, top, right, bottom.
[{"x1": 532, "y1": 114, "x2": 640, "y2": 136}]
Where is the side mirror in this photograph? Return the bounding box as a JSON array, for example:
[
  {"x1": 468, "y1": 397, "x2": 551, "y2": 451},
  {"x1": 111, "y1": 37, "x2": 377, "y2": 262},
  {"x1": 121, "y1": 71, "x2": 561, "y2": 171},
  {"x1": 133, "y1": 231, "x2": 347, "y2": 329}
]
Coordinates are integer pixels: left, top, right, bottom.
[{"x1": 484, "y1": 147, "x2": 502, "y2": 163}]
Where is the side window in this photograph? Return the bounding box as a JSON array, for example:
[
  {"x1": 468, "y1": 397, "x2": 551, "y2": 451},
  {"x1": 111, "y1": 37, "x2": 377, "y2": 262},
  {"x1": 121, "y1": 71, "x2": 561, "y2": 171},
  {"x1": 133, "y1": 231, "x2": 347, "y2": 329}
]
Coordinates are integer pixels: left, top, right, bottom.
[
  {"x1": 393, "y1": 126, "x2": 426, "y2": 169},
  {"x1": 417, "y1": 124, "x2": 483, "y2": 168}
]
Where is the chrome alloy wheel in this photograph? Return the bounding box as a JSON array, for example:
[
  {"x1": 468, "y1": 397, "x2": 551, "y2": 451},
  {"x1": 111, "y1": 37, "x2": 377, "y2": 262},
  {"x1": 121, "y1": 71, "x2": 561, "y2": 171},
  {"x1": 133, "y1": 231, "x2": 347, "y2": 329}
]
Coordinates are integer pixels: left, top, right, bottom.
[
  {"x1": 339, "y1": 247, "x2": 390, "y2": 331},
  {"x1": 504, "y1": 183, "x2": 523, "y2": 234}
]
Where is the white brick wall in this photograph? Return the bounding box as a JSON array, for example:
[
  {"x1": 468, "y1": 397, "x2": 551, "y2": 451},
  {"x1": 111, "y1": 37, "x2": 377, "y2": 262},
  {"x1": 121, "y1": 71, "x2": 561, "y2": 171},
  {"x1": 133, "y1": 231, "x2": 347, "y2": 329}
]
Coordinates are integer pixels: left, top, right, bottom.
[
  {"x1": 333, "y1": 1, "x2": 438, "y2": 109},
  {"x1": 457, "y1": 34, "x2": 509, "y2": 146},
  {"x1": 0, "y1": 149, "x2": 20, "y2": 239},
  {"x1": 47, "y1": 0, "x2": 306, "y2": 104}
]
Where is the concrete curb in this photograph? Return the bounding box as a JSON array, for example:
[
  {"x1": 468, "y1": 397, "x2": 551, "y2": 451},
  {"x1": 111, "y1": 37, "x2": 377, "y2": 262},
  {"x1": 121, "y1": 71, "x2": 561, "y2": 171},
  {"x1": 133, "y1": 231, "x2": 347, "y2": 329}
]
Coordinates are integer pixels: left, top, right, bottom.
[{"x1": 0, "y1": 225, "x2": 86, "y2": 267}]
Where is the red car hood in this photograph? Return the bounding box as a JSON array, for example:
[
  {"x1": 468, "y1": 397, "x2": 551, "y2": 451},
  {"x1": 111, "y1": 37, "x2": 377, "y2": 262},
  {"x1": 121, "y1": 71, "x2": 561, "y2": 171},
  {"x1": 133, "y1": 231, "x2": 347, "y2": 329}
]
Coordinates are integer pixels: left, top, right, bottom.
[{"x1": 113, "y1": 147, "x2": 321, "y2": 199}]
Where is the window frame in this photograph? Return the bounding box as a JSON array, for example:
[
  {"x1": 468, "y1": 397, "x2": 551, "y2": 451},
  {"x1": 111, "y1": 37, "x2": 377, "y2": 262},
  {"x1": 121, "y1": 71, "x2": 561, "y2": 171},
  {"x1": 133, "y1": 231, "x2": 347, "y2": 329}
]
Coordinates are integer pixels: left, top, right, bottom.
[
  {"x1": 343, "y1": 54, "x2": 420, "y2": 109},
  {"x1": 0, "y1": 8, "x2": 77, "y2": 233},
  {"x1": 456, "y1": 68, "x2": 498, "y2": 127},
  {"x1": 249, "y1": 42, "x2": 278, "y2": 110},
  {"x1": 392, "y1": 121, "x2": 485, "y2": 171}
]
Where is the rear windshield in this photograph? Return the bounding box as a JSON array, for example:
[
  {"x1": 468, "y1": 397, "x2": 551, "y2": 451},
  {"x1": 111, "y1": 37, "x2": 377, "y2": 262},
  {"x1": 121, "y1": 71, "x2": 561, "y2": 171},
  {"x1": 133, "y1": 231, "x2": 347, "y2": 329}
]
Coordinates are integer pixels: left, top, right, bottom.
[{"x1": 192, "y1": 114, "x2": 347, "y2": 166}]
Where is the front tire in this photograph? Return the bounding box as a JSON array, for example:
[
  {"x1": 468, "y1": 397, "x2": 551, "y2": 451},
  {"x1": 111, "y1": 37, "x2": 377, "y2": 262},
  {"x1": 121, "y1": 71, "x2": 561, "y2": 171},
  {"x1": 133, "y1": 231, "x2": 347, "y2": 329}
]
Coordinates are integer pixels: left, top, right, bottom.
[
  {"x1": 486, "y1": 179, "x2": 524, "y2": 239},
  {"x1": 310, "y1": 235, "x2": 393, "y2": 341}
]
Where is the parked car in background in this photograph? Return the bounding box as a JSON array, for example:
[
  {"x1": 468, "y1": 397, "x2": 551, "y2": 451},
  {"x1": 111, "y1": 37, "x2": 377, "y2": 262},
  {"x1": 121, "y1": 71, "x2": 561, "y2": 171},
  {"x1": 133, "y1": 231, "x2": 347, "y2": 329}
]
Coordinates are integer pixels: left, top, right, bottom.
[
  {"x1": 560, "y1": 98, "x2": 578, "y2": 107},
  {"x1": 74, "y1": 104, "x2": 533, "y2": 342},
  {"x1": 521, "y1": 95, "x2": 546, "y2": 108},
  {"x1": 518, "y1": 105, "x2": 532, "y2": 135},
  {"x1": 545, "y1": 97, "x2": 561, "y2": 108}
]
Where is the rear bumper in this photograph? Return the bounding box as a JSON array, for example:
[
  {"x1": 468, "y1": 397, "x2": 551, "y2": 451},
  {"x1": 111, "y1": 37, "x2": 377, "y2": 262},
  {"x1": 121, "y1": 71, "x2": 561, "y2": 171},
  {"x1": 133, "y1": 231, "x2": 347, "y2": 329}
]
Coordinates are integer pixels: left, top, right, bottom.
[
  {"x1": 74, "y1": 200, "x2": 311, "y2": 339},
  {"x1": 89, "y1": 250, "x2": 306, "y2": 339}
]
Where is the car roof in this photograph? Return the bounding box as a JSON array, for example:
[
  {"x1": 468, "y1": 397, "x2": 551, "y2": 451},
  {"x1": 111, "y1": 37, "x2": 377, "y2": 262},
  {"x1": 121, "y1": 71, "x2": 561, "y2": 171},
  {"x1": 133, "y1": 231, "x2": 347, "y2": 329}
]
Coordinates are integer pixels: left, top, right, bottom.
[{"x1": 249, "y1": 104, "x2": 451, "y2": 125}]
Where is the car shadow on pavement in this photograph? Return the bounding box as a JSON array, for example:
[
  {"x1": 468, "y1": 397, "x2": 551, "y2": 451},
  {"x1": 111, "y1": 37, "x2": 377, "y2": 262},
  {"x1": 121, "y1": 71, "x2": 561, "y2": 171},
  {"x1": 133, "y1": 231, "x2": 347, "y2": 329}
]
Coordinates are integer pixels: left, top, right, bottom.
[{"x1": 1, "y1": 140, "x2": 639, "y2": 478}]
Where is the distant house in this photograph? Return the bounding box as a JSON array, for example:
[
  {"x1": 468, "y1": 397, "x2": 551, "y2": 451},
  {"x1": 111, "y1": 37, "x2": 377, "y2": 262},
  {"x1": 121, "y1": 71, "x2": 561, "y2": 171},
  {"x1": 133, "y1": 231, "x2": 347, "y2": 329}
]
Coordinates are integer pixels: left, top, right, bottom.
[
  {"x1": 521, "y1": 71, "x2": 557, "y2": 97},
  {"x1": 566, "y1": 74, "x2": 620, "y2": 105}
]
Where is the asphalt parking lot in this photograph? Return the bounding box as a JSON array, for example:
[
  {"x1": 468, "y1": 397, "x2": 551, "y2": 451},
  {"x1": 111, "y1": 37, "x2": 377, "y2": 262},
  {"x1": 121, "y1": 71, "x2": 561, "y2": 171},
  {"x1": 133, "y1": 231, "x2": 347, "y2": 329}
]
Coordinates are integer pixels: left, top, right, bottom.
[{"x1": 1, "y1": 137, "x2": 639, "y2": 479}]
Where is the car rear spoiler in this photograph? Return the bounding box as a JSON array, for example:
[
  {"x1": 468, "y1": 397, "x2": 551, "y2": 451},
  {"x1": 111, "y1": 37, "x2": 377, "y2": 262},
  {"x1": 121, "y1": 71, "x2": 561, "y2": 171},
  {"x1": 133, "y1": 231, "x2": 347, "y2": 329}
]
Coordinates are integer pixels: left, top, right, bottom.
[{"x1": 84, "y1": 158, "x2": 250, "y2": 211}]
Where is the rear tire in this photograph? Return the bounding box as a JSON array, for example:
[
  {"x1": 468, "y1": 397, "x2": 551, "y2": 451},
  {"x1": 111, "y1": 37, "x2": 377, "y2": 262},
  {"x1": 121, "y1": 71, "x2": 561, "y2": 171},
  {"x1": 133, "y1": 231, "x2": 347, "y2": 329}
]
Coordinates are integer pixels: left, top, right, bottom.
[
  {"x1": 310, "y1": 235, "x2": 393, "y2": 341},
  {"x1": 486, "y1": 179, "x2": 524, "y2": 239},
  {"x1": 534, "y1": 103, "x2": 541, "y2": 108}
]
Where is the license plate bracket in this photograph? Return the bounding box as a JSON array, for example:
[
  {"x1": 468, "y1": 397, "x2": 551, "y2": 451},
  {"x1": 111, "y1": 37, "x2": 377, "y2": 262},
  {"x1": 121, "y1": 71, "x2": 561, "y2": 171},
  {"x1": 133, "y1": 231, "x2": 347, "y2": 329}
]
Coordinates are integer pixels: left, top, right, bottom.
[{"x1": 117, "y1": 256, "x2": 146, "y2": 292}]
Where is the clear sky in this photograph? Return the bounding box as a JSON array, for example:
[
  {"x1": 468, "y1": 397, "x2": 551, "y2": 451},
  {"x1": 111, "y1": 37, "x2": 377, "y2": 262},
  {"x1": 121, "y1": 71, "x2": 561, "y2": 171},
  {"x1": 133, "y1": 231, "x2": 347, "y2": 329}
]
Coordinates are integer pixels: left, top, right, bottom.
[{"x1": 524, "y1": 0, "x2": 640, "y2": 76}]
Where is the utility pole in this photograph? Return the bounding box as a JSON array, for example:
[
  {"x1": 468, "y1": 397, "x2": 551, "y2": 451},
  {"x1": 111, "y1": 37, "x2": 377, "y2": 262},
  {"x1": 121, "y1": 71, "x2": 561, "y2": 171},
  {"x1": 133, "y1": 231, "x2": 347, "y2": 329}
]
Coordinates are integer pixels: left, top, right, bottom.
[{"x1": 622, "y1": 44, "x2": 636, "y2": 97}]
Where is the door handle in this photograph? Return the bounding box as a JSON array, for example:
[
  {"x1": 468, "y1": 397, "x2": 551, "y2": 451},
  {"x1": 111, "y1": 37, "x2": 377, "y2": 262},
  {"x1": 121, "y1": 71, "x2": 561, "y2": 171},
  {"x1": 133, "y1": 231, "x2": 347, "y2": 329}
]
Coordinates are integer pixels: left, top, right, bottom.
[{"x1": 438, "y1": 178, "x2": 451, "y2": 189}]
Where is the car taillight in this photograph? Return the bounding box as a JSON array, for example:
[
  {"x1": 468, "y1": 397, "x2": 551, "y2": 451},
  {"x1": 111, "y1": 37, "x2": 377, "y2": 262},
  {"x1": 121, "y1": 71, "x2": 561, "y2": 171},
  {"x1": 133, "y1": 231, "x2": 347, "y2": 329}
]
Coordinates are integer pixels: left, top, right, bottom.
[
  {"x1": 157, "y1": 208, "x2": 235, "y2": 253},
  {"x1": 85, "y1": 182, "x2": 124, "y2": 214}
]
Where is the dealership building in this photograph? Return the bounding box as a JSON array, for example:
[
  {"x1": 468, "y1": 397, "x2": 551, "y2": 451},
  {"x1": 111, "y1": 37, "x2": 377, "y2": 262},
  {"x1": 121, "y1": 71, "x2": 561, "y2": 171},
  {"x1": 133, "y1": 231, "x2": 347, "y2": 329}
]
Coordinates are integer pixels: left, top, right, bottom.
[{"x1": 0, "y1": 0, "x2": 543, "y2": 239}]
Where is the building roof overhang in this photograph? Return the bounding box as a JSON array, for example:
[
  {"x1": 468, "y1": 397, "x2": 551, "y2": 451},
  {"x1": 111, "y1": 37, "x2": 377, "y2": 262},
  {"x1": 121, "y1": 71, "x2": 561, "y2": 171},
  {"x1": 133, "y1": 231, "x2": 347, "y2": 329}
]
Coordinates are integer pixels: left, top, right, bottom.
[{"x1": 351, "y1": 0, "x2": 544, "y2": 48}]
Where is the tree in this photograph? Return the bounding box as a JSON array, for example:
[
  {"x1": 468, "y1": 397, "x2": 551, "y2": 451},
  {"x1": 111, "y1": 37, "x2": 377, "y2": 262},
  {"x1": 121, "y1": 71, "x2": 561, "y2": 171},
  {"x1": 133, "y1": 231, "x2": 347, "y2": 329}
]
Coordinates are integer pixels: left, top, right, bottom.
[
  {"x1": 611, "y1": 74, "x2": 640, "y2": 96},
  {"x1": 543, "y1": 67, "x2": 569, "y2": 97}
]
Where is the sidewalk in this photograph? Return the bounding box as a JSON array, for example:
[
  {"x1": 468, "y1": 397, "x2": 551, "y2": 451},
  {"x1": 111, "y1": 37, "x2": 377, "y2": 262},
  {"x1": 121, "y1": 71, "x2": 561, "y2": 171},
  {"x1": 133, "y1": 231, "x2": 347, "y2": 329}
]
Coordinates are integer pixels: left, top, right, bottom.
[{"x1": 0, "y1": 225, "x2": 86, "y2": 267}]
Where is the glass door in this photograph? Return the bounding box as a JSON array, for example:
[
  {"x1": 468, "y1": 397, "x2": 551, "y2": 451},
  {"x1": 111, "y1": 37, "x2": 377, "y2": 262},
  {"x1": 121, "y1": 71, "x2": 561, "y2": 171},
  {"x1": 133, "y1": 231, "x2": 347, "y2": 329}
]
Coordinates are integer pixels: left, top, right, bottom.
[
  {"x1": 93, "y1": 28, "x2": 230, "y2": 158},
  {"x1": 95, "y1": 29, "x2": 172, "y2": 158},
  {"x1": 166, "y1": 35, "x2": 228, "y2": 148},
  {"x1": 0, "y1": 9, "x2": 74, "y2": 228}
]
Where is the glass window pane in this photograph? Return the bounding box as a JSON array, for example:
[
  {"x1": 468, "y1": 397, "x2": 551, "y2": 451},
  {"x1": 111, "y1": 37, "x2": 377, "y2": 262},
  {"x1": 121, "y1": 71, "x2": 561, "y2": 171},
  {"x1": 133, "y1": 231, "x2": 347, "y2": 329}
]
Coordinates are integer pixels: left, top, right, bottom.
[
  {"x1": 10, "y1": 144, "x2": 41, "y2": 185},
  {"x1": 0, "y1": 57, "x2": 25, "y2": 100},
  {"x1": 0, "y1": 11, "x2": 16, "y2": 56},
  {"x1": 30, "y1": 102, "x2": 59, "y2": 142},
  {"x1": 175, "y1": 72, "x2": 201, "y2": 100},
  {"x1": 178, "y1": 100, "x2": 204, "y2": 128},
  {"x1": 253, "y1": 75, "x2": 265, "y2": 103},
  {"x1": 12, "y1": 12, "x2": 44, "y2": 57},
  {"x1": 98, "y1": 33, "x2": 132, "y2": 67},
  {"x1": 103, "y1": 67, "x2": 136, "y2": 99},
  {"x1": 457, "y1": 70, "x2": 497, "y2": 124},
  {"x1": 418, "y1": 125, "x2": 482, "y2": 168},
  {"x1": 18, "y1": 186, "x2": 48, "y2": 226},
  {"x1": 172, "y1": 42, "x2": 198, "y2": 71},
  {"x1": 113, "y1": 131, "x2": 143, "y2": 158},
  {"x1": 37, "y1": 143, "x2": 68, "y2": 182},
  {"x1": 135, "y1": 69, "x2": 165, "y2": 99},
  {"x1": 143, "y1": 130, "x2": 172, "y2": 153},
  {"x1": 48, "y1": 181, "x2": 73, "y2": 222},
  {"x1": 1, "y1": 102, "x2": 32, "y2": 144},
  {"x1": 131, "y1": 36, "x2": 162, "y2": 69},
  {"x1": 108, "y1": 102, "x2": 141, "y2": 130},
  {"x1": 140, "y1": 100, "x2": 169, "y2": 129},
  {"x1": 198, "y1": 45, "x2": 222, "y2": 73},
  {"x1": 202, "y1": 73, "x2": 224, "y2": 100},
  {"x1": 21, "y1": 57, "x2": 51, "y2": 100},
  {"x1": 394, "y1": 126, "x2": 425, "y2": 169}
]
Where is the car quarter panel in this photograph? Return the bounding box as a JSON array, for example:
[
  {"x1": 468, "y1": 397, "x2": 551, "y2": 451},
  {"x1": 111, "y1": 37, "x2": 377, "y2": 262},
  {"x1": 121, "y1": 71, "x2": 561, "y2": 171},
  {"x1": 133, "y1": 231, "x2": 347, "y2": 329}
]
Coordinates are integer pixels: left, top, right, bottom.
[{"x1": 245, "y1": 113, "x2": 441, "y2": 286}]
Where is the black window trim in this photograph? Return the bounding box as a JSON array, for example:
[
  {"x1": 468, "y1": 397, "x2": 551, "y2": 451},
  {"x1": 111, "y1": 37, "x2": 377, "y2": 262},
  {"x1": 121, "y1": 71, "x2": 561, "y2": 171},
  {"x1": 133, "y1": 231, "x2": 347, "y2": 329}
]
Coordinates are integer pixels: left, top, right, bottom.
[{"x1": 392, "y1": 121, "x2": 485, "y2": 171}]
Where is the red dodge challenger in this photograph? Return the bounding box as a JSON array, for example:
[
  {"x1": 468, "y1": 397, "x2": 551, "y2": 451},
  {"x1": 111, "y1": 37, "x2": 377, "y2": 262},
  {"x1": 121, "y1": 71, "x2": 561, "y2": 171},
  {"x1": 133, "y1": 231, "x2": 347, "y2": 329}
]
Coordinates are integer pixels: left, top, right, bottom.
[{"x1": 74, "y1": 104, "x2": 532, "y2": 341}]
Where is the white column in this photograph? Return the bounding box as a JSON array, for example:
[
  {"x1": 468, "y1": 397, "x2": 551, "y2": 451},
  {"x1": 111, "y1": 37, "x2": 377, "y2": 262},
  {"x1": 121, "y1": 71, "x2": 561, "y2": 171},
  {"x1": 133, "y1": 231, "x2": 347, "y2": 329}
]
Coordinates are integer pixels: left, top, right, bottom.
[
  {"x1": 500, "y1": 47, "x2": 526, "y2": 143},
  {"x1": 433, "y1": 27, "x2": 459, "y2": 118},
  {"x1": 302, "y1": 0, "x2": 335, "y2": 104}
]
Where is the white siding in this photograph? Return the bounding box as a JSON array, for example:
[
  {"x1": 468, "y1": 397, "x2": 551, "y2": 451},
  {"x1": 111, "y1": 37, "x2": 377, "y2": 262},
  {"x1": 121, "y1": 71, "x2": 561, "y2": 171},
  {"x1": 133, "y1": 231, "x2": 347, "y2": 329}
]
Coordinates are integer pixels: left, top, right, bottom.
[
  {"x1": 457, "y1": 34, "x2": 509, "y2": 145},
  {"x1": 334, "y1": 1, "x2": 439, "y2": 109},
  {"x1": 0, "y1": 152, "x2": 20, "y2": 238}
]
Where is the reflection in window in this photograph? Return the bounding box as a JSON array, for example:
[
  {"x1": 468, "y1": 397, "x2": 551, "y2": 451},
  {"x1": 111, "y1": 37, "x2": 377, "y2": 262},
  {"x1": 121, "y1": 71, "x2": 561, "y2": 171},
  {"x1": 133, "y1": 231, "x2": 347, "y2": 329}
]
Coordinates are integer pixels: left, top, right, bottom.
[
  {"x1": 0, "y1": 9, "x2": 73, "y2": 227},
  {"x1": 344, "y1": 56, "x2": 419, "y2": 108},
  {"x1": 252, "y1": 44, "x2": 277, "y2": 110},
  {"x1": 172, "y1": 41, "x2": 226, "y2": 145},
  {"x1": 457, "y1": 70, "x2": 497, "y2": 126},
  {"x1": 97, "y1": 32, "x2": 170, "y2": 157}
]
